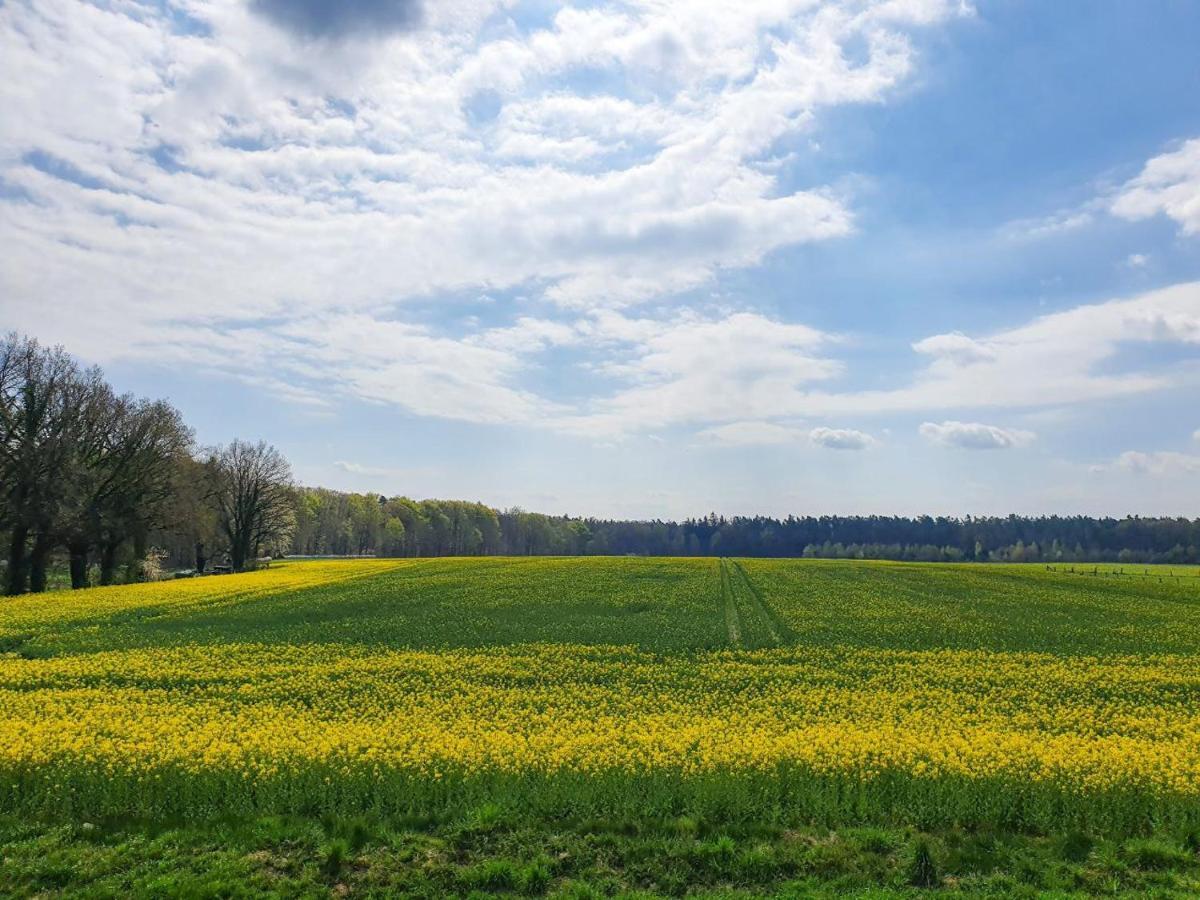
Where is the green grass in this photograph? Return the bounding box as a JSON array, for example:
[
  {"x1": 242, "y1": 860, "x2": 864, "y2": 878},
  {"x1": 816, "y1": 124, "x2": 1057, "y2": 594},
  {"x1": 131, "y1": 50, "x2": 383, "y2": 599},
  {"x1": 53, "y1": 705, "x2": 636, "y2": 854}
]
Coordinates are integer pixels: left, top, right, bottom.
[{"x1": 1, "y1": 813, "x2": 1198, "y2": 897}]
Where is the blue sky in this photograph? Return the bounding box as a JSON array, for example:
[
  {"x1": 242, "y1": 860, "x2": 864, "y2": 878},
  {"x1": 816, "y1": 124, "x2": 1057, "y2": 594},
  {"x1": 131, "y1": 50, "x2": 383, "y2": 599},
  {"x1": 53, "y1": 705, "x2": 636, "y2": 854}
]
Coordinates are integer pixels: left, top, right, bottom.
[{"x1": 1, "y1": 0, "x2": 1199, "y2": 518}]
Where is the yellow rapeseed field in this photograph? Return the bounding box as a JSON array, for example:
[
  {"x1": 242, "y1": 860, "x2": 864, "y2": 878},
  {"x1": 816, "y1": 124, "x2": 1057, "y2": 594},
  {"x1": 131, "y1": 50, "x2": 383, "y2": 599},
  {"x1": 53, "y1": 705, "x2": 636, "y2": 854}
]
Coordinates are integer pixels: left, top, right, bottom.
[{"x1": 1, "y1": 558, "x2": 1197, "y2": 830}]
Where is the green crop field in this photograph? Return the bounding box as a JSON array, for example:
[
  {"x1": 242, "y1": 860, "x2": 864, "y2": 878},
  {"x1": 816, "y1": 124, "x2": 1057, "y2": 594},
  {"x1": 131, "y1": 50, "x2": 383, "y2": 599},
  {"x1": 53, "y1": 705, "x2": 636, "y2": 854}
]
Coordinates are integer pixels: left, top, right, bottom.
[{"x1": 1, "y1": 557, "x2": 1198, "y2": 897}]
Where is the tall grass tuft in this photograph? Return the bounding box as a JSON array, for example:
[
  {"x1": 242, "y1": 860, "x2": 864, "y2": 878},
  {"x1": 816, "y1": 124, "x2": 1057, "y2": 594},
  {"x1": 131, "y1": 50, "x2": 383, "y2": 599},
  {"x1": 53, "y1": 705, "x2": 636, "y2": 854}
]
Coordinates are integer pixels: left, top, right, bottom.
[{"x1": 907, "y1": 836, "x2": 939, "y2": 888}]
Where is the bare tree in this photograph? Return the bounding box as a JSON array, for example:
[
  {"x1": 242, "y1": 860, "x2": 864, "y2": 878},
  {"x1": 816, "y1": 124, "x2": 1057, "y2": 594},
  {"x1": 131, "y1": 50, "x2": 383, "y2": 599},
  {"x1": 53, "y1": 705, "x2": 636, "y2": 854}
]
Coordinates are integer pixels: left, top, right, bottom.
[
  {"x1": 52, "y1": 366, "x2": 114, "y2": 589},
  {"x1": 151, "y1": 453, "x2": 220, "y2": 574},
  {"x1": 59, "y1": 390, "x2": 193, "y2": 588},
  {"x1": 0, "y1": 333, "x2": 196, "y2": 593},
  {"x1": 99, "y1": 398, "x2": 192, "y2": 585},
  {"x1": 0, "y1": 334, "x2": 79, "y2": 595},
  {"x1": 210, "y1": 440, "x2": 294, "y2": 571}
]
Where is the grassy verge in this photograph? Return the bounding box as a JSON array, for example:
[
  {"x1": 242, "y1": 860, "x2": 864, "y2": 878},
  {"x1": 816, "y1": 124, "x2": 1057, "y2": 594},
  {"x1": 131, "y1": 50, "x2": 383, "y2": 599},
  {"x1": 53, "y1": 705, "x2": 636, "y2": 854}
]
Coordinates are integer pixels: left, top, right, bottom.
[{"x1": 2, "y1": 811, "x2": 1199, "y2": 898}]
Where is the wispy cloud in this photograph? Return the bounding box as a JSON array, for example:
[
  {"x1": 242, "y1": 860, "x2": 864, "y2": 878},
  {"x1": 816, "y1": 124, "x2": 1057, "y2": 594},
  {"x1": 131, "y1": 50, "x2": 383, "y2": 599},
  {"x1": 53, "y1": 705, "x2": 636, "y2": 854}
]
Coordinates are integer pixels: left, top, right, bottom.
[
  {"x1": 1000, "y1": 206, "x2": 1097, "y2": 241},
  {"x1": 801, "y1": 281, "x2": 1200, "y2": 417},
  {"x1": 575, "y1": 281, "x2": 1200, "y2": 438},
  {"x1": 332, "y1": 460, "x2": 432, "y2": 478},
  {"x1": 696, "y1": 421, "x2": 808, "y2": 447},
  {"x1": 1094, "y1": 450, "x2": 1200, "y2": 476},
  {"x1": 558, "y1": 311, "x2": 840, "y2": 436},
  {"x1": 1001, "y1": 135, "x2": 1200, "y2": 243},
  {"x1": 1111, "y1": 137, "x2": 1200, "y2": 235}
]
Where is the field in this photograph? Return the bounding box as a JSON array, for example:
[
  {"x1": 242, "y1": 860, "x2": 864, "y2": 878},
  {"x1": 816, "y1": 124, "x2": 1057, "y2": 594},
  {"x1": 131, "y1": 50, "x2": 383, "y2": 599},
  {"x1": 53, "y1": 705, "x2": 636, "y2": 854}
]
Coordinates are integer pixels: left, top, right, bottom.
[{"x1": 1, "y1": 557, "x2": 1199, "y2": 897}]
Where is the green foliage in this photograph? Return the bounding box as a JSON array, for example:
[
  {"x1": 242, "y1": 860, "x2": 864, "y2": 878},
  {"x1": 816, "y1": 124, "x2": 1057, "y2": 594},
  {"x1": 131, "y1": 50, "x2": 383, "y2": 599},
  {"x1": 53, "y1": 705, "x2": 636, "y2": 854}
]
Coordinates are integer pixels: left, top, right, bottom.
[{"x1": 286, "y1": 487, "x2": 1200, "y2": 565}]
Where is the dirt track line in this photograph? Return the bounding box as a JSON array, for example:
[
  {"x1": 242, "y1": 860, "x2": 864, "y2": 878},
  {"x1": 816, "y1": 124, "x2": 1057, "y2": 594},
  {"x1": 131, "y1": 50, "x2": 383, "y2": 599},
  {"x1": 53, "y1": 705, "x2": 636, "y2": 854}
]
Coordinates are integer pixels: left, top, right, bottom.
[
  {"x1": 732, "y1": 561, "x2": 792, "y2": 646},
  {"x1": 718, "y1": 558, "x2": 742, "y2": 649}
]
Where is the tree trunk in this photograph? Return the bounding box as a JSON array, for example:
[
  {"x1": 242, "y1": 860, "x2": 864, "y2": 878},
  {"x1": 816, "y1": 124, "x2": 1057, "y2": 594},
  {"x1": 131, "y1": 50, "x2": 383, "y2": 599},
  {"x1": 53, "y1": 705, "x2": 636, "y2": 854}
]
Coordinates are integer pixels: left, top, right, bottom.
[
  {"x1": 6, "y1": 525, "x2": 29, "y2": 596},
  {"x1": 230, "y1": 539, "x2": 247, "y2": 572},
  {"x1": 28, "y1": 532, "x2": 52, "y2": 593},
  {"x1": 69, "y1": 541, "x2": 90, "y2": 589},
  {"x1": 99, "y1": 540, "x2": 120, "y2": 586},
  {"x1": 126, "y1": 531, "x2": 147, "y2": 584}
]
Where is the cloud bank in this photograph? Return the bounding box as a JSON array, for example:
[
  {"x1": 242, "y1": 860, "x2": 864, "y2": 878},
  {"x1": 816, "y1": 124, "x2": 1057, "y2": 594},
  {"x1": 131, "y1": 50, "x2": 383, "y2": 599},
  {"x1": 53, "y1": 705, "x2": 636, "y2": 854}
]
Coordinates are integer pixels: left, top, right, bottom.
[
  {"x1": 2, "y1": 0, "x2": 1198, "y2": 471},
  {"x1": 0, "y1": 0, "x2": 961, "y2": 347}
]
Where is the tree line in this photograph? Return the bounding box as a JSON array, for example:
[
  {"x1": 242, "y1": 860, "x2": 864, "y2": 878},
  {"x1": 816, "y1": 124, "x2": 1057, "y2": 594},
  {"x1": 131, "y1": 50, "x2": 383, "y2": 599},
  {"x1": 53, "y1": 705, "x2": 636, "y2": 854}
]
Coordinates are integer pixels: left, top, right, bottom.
[
  {"x1": 1, "y1": 334, "x2": 295, "y2": 594},
  {"x1": 3, "y1": 332, "x2": 1198, "y2": 595},
  {"x1": 285, "y1": 493, "x2": 1200, "y2": 565}
]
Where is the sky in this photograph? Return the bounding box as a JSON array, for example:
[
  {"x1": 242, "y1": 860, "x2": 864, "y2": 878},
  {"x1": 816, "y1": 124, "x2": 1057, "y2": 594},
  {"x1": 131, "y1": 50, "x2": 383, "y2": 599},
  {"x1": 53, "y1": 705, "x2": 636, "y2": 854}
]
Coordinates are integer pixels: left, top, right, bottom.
[{"x1": 1, "y1": 0, "x2": 1199, "y2": 520}]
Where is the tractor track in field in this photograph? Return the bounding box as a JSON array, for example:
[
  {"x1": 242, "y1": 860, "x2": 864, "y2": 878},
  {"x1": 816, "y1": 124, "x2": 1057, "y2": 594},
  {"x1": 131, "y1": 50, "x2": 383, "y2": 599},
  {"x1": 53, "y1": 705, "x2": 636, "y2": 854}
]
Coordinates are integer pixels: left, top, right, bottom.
[
  {"x1": 722, "y1": 559, "x2": 794, "y2": 648},
  {"x1": 731, "y1": 560, "x2": 795, "y2": 646},
  {"x1": 718, "y1": 558, "x2": 743, "y2": 648}
]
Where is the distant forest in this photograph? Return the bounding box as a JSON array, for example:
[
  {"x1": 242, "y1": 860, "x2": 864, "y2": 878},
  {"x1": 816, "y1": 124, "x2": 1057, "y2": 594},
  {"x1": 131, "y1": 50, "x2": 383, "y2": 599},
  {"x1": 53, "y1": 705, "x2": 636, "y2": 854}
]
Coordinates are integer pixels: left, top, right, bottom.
[
  {"x1": 277, "y1": 489, "x2": 1200, "y2": 566},
  {"x1": 4, "y1": 332, "x2": 1199, "y2": 595}
]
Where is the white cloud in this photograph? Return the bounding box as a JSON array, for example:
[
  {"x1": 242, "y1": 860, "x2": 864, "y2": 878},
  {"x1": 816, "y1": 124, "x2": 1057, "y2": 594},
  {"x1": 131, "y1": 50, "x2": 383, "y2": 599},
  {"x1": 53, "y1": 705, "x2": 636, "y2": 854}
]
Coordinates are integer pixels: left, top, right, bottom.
[
  {"x1": 1111, "y1": 450, "x2": 1200, "y2": 476},
  {"x1": 332, "y1": 460, "x2": 431, "y2": 479},
  {"x1": 697, "y1": 421, "x2": 808, "y2": 447},
  {"x1": 470, "y1": 317, "x2": 581, "y2": 354},
  {"x1": 809, "y1": 426, "x2": 875, "y2": 449},
  {"x1": 3, "y1": 0, "x2": 1195, "y2": 452},
  {"x1": 1194, "y1": 428, "x2": 1200, "y2": 444},
  {"x1": 1125, "y1": 253, "x2": 1149, "y2": 268},
  {"x1": 912, "y1": 330, "x2": 995, "y2": 365},
  {"x1": 290, "y1": 279, "x2": 1199, "y2": 438},
  {"x1": 560, "y1": 311, "x2": 840, "y2": 436},
  {"x1": 1001, "y1": 207, "x2": 1096, "y2": 241},
  {"x1": 269, "y1": 315, "x2": 568, "y2": 425},
  {"x1": 1111, "y1": 137, "x2": 1200, "y2": 235},
  {"x1": 1004, "y1": 135, "x2": 1200, "y2": 243},
  {"x1": 799, "y1": 280, "x2": 1200, "y2": 417},
  {"x1": 567, "y1": 281, "x2": 1199, "y2": 437},
  {"x1": 0, "y1": 0, "x2": 975, "y2": 431},
  {"x1": 0, "y1": 0, "x2": 962, "y2": 343},
  {"x1": 919, "y1": 421, "x2": 1035, "y2": 450}
]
